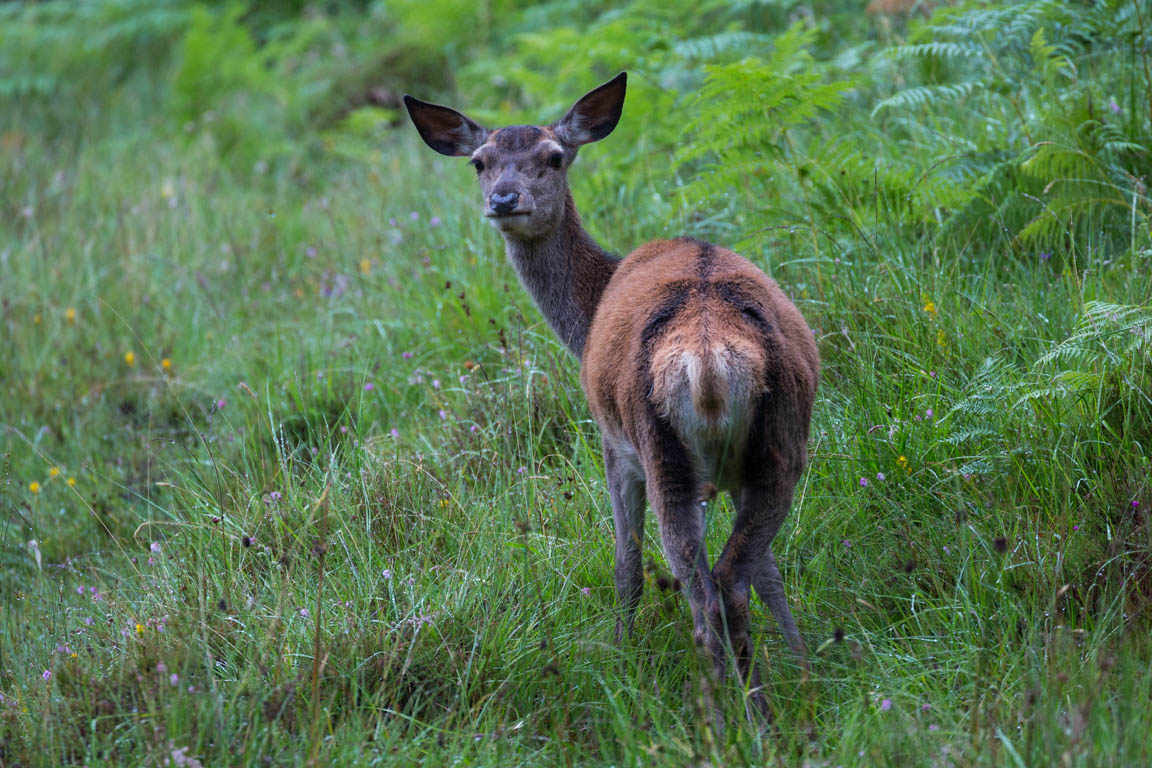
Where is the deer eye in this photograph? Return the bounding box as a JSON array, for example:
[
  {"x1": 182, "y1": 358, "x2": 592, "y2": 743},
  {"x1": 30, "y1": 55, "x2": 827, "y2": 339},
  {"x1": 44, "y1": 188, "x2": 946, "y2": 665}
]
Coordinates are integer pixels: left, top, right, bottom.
[
  {"x1": 547, "y1": 151, "x2": 564, "y2": 169},
  {"x1": 471, "y1": 158, "x2": 485, "y2": 174}
]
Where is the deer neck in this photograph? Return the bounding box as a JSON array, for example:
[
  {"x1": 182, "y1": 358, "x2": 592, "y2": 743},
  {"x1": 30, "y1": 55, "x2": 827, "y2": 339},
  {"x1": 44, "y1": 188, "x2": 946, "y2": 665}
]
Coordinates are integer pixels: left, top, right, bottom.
[{"x1": 500, "y1": 193, "x2": 620, "y2": 359}]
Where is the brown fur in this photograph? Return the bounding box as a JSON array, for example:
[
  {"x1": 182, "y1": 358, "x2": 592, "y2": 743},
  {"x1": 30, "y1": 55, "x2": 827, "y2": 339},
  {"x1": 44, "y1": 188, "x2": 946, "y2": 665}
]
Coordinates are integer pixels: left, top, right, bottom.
[
  {"x1": 584, "y1": 237, "x2": 818, "y2": 486},
  {"x1": 405, "y1": 73, "x2": 820, "y2": 719}
]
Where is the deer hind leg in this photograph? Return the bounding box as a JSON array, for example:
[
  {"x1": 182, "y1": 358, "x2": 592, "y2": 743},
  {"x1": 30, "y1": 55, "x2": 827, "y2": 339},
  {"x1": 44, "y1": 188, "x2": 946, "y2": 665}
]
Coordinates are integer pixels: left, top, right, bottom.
[
  {"x1": 605, "y1": 439, "x2": 646, "y2": 643},
  {"x1": 754, "y1": 546, "x2": 807, "y2": 662},
  {"x1": 712, "y1": 484, "x2": 797, "y2": 716},
  {"x1": 642, "y1": 450, "x2": 726, "y2": 680}
]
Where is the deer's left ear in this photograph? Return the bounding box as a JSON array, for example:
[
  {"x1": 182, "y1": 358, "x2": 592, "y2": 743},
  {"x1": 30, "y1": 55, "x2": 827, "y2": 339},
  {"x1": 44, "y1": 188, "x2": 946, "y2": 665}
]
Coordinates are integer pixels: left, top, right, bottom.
[
  {"x1": 554, "y1": 72, "x2": 627, "y2": 147},
  {"x1": 403, "y1": 95, "x2": 489, "y2": 157}
]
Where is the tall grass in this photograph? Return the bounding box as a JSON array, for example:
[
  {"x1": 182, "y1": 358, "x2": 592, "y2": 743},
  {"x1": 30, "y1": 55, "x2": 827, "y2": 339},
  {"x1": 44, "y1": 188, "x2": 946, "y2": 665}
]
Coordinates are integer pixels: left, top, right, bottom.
[{"x1": 2, "y1": 1, "x2": 1150, "y2": 765}]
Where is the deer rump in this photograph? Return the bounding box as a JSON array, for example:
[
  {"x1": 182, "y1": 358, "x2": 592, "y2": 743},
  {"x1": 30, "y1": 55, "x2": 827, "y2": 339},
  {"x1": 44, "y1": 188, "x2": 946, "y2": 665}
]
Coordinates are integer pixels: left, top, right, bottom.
[
  {"x1": 582, "y1": 238, "x2": 809, "y2": 494},
  {"x1": 647, "y1": 308, "x2": 766, "y2": 478}
]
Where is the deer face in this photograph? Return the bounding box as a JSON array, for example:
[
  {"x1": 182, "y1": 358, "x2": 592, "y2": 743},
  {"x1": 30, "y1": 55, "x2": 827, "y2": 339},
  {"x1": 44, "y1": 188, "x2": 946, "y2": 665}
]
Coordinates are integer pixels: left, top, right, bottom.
[
  {"x1": 468, "y1": 125, "x2": 570, "y2": 239},
  {"x1": 404, "y1": 73, "x2": 627, "y2": 242}
]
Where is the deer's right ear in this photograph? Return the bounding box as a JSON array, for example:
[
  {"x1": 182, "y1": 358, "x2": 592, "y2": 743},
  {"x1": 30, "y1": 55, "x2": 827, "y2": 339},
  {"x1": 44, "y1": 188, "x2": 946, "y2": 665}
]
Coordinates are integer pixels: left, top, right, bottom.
[{"x1": 403, "y1": 95, "x2": 488, "y2": 157}]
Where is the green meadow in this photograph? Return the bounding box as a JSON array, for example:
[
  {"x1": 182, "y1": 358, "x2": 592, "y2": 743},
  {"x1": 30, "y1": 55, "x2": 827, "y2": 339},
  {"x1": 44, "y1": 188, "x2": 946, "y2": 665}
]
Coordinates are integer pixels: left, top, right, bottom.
[{"x1": 2, "y1": 1, "x2": 1150, "y2": 765}]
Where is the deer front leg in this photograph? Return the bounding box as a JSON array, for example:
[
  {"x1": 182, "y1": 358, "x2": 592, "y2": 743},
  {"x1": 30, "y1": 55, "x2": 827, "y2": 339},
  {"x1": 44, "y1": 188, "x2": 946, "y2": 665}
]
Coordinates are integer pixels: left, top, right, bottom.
[{"x1": 605, "y1": 439, "x2": 646, "y2": 642}]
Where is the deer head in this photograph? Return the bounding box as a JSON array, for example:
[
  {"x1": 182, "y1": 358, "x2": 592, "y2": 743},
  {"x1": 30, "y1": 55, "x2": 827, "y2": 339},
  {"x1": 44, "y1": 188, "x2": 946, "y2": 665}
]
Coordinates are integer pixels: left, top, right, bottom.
[{"x1": 403, "y1": 73, "x2": 626, "y2": 241}]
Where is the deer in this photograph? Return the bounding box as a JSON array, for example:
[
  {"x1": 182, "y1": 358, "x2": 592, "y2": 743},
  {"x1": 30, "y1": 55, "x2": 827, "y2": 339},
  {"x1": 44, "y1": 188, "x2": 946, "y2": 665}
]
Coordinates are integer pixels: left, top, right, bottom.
[{"x1": 404, "y1": 73, "x2": 819, "y2": 715}]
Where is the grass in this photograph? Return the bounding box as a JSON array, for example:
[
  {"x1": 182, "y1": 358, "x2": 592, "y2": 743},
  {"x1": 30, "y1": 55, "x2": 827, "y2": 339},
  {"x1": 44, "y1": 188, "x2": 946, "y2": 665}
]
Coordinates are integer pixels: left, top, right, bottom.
[{"x1": 3, "y1": 54, "x2": 1152, "y2": 768}]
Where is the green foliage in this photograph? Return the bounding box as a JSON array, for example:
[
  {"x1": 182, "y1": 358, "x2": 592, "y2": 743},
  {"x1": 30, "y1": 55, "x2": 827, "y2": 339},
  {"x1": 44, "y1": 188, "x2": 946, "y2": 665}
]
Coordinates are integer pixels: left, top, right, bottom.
[
  {"x1": 2, "y1": 0, "x2": 1152, "y2": 765},
  {"x1": 875, "y1": 0, "x2": 1152, "y2": 254},
  {"x1": 1019, "y1": 301, "x2": 1152, "y2": 422},
  {"x1": 675, "y1": 22, "x2": 853, "y2": 240}
]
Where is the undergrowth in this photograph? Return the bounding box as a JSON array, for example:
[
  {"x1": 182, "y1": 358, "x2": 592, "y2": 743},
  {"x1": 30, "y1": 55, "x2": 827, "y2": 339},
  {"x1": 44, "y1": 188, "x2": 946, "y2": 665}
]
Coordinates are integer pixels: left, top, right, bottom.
[{"x1": 2, "y1": 0, "x2": 1150, "y2": 765}]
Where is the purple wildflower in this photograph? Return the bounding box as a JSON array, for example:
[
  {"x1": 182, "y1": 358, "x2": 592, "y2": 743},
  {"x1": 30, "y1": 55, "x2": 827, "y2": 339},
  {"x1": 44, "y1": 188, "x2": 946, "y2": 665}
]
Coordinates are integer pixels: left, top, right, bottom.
[
  {"x1": 430, "y1": 216, "x2": 442, "y2": 227},
  {"x1": 880, "y1": 698, "x2": 892, "y2": 711},
  {"x1": 216, "y1": 398, "x2": 226, "y2": 409},
  {"x1": 925, "y1": 408, "x2": 934, "y2": 419},
  {"x1": 1040, "y1": 251, "x2": 1052, "y2": 261},
  {"x1": 157, "y1": 662, "x2": 167, "y2": 674},
  {"x1": 299, "y1": 608, "x2": 310, "y2": 619},
  {"x1": 410, "y1": 211, "x2": 420, "y2": 221},
  {"x1": 581, "y1": 587, "x2": 591, "y2": 596},
  {"x1": 150, "y1": 541, "x2": 161, "y2": 553},
  {"x1": 402, "y1": 351, "x2": 413, "y2": 359},
  {"x1": 42, "y1": 670, "x2": 52, "y2": 681},
  {"x1": 438, "y1": 409, "x2": 448, "y2": 420},
  {"x1": 876, "y1": 472, "x2": 886, "y2": 482},
  {"x1": 1109, "y1": 99, "x2": 1121, "y2": 114},
  {"x1": 389, "y1": 428, "x2": 400, "y2": 439},
  {"x1": 169, "y1": 673, "x2": 179, "y2": 686},
  {"x1": 859, "y1": 477, "x2": 869, "y2": 487},
  {"x1": 842, "y1": 539, "x2": 852, "y2": 548},
  {"x1": 364, "y1": 382, "x2": 374, "y2": 391},
  {"x1": 382, "y1": 569, "x2": 392, "y2": 580}
]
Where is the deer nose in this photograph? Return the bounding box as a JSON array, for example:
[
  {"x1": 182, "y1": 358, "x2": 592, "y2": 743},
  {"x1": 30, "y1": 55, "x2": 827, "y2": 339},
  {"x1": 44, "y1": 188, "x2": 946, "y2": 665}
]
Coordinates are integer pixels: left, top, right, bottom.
[{"x1": 490, "y1": 191, "x2": 520, "y2": 215}]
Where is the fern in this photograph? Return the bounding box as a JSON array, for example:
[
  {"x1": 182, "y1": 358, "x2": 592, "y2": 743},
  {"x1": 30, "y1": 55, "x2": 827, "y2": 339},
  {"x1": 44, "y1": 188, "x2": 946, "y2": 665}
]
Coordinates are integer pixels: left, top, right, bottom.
[
  {"x1": 674, "y1": 22, "x2": 852, "y2": 223},
  {"x1": 871, "y1": 81, "x2": 982, "y2": 116},
  {"x1": 942, "y1": 356, "x2": 1024, "y2": 475},
  {"x1": 875, "y1": 0, "x2": 1151, "y2": 254},
  {"x1": 1017, "y1": 302, "x2": 1152, "y2": 422}
]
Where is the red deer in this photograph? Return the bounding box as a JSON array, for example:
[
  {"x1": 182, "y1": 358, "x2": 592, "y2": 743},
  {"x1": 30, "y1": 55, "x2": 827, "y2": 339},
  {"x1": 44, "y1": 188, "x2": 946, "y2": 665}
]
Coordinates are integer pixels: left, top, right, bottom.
[{"x1": 405, "y1": 73, "x2": 819, "y2": 713}]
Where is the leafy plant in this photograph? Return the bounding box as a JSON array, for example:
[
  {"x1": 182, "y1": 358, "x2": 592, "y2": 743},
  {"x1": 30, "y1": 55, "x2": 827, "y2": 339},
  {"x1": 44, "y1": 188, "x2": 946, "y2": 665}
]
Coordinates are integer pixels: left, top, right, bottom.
[
  {"x1": 875, "y1": 0, "x2": 1152, "y2": 255},
  {"x1": 674, "y1": 22, "x2": 853, "y2": 246}
]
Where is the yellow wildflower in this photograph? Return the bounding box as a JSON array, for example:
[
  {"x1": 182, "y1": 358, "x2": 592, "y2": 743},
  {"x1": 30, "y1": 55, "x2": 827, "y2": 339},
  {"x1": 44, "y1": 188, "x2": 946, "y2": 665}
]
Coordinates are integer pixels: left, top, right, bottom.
[
  {"x1": 29, "y1": 481, "x2": 41, "y2": 494},
  {"x1": 65, "y1": 307, "x2": 76, "y2": 324},
  {"x1": 67, "y1": 477, "x2": 76, "y2": 487},
  {"x1": 135, "y1": 623, "x2": 144, "y2": 634},
  {"x1": 49, "y1": 467, "x2": 60, "y2": 478},
  {"x1": 161, "y1": 358, "x2": 172, "y2": 373},
  {"x1": 897, "y1": 455, "x2": 910, "y2": 472},
  {"x1": 70, "y1": 652, "x2": 78, "y2": 659},
  {"x1": 124, "y1": 351, "x2": 136, "y2": 367},
  {"x1": 923, "y1": 300, "x2": 937, "y2": 315},
  {"x1": 359, "y1": 258, "x2": 372, "y2": 274},
  {"x1": 33, "y1": 313, "x2": 42, "y2": 325}
]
